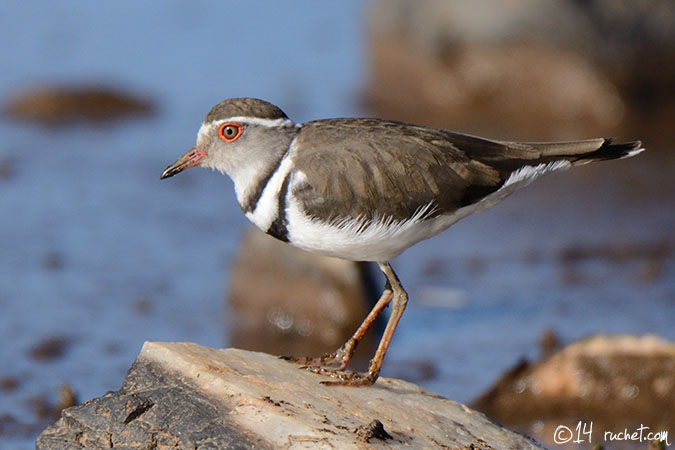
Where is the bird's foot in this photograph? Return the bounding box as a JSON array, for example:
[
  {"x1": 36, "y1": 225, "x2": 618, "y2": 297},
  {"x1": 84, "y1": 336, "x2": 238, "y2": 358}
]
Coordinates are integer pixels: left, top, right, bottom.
[
  {"x1": 280, "y1": 344, "x2": 352, "y2": 371},
  {"x1": 302, "y1": 365, "x2": 379, "y2": 387},
  {"x1": 281, "y1": 352, "x2": 379, "y2": 386}
]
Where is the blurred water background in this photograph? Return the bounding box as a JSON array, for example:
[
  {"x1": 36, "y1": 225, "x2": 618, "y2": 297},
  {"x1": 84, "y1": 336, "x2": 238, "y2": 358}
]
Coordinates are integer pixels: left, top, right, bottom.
[{"x1": 1, "y1": 1, "x2": 673, "y2": 448}]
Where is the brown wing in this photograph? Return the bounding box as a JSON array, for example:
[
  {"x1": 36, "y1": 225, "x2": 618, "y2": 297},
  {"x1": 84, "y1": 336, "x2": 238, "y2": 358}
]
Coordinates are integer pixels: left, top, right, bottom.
[
  {"x1": 290, "y1": 119, "x2": 505, "y2": 222},
  {"x1": 290, "y1": 118, "x2": 641, "y2": 223}
]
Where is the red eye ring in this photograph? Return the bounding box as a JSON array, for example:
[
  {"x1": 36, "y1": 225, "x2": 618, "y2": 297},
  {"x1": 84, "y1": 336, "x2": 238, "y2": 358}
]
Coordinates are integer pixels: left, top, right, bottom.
[{"x1": 218, "y1": 122, "x2": 242, "y2": 142}]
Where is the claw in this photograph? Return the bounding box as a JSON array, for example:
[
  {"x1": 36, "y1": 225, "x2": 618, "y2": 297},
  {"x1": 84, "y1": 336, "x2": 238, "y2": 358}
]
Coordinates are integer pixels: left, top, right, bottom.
[
  {"x1": 319, "y1": 371, "x2": 378, "y2": 387},
  {"x1": 293, "y1": 363, "x2": 378, "y2": 386},
  {"x1": 279, "y1": 355, "x2": 314, "y2": 365},
  {"x1": 280, "y1": 348, "x2": 349, "y2": 370}
]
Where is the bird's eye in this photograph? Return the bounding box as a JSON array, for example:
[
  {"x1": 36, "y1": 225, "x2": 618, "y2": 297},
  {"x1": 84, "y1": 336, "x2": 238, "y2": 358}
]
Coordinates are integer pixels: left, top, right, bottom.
[{"x1": 218, "y1": 123, "x2": 242, "y2": 142}]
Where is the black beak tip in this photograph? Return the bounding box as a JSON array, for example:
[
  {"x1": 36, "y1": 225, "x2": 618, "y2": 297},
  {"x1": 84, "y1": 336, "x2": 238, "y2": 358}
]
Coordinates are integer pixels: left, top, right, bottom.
[{"x1": 160, "y1": 165, "x2": 178, "y2": 180}]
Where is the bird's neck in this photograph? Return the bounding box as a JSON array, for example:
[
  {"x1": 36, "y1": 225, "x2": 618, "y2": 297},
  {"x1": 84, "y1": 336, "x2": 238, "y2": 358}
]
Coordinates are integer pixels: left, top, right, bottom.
[{"x1": 232, "y1": 127, "x2": 299, "y2": 214}]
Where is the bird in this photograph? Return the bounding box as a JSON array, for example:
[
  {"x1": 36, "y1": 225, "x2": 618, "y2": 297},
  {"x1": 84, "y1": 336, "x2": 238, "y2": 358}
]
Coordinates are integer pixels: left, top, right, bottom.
[{"x1": 160, "y1": 97, "x2": 643, "y2": 386}]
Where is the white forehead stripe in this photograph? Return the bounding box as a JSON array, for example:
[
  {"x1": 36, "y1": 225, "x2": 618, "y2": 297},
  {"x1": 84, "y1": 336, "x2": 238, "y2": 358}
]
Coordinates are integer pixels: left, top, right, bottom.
[{"x1": 209, "y1": 117, "x2": 294, "y2": 128}]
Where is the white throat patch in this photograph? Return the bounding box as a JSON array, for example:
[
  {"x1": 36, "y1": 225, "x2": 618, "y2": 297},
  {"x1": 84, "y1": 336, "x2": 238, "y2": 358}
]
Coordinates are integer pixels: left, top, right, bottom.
[{"x1": 244, "y1": 137, "x2": 300, "y2": 231}]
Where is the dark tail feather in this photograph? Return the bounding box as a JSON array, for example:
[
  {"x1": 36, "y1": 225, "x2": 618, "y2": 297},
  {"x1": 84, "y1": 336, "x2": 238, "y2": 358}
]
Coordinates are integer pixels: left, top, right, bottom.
[
  {"x1": 578, "y1": 138, "x2": 644, "y2": 162},
  {"x1": 530, "y1": 137, "x2": 644, "y2": 165},
  {"x1": 486, "y1": 138, "x2": 645, "y2": 182}
]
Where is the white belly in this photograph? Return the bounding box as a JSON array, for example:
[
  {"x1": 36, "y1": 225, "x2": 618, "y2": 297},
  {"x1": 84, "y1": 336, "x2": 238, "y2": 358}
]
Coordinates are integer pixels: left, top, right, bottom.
[{"x1": 284, "y1": 197, "x2": 451, "y2": 261}]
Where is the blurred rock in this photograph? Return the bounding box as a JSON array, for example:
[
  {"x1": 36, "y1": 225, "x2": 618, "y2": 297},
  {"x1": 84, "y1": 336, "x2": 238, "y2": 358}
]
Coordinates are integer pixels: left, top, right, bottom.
[
  {"x1": 0, "y1": 413, "x2": 25, "y2": 439},
  {"x1": 42, "y1": 250, "x2": 64, "y2": 271},
  {"x1": 387, "y1": 357, "x2": 438, "y2": 384},
  {"x1": 558, "y1": 240, "x2": 671, "y2": 264},
  {"x1": 27, "y1": 383, "x2": 77, "y2": 422},
  {"x1": 0, "y1": 376, "x2": 19, "y2": 392},
  {"x1": 56, "y1": 384, "x2": 78, "y2": 416},
  {"x1": 3, "y1": 84, "x2": 154, "y2": 125},
  {"x1": 366, "y1": 0, "x2": 675, "y2": 141},
  {"x1": 538, "y1": 328, "x2": 562, "y2": 357},
  {"x1": 557, "y1": 240, "x2": 671, "y2": 285},
  {"x1": 36, "y1": 342, "x2": 544, "y2": 449},
  {"x1": 228, "y1": 228, "x2": 380, "y2": 368},
  {"x1": 132, "y1": 297, "x2": 154, "y2": 316},
  {"x1": 0, "y1": 157, "x2": 14, "y2": 181},
  {"x1": 28, "y1": 335, "x2": 71, "y2": 362},
  {"x1": 367, "y1": 36, "x2": 622, "y2": 140},
  {"x1": 473, "y1": 334, "x2": 675, "y2": 446}
]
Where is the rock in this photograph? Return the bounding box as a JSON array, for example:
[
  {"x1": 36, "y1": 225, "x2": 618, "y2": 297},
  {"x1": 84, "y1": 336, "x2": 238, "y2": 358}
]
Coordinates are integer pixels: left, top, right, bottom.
[
  {"x1": 368, "y1": 0, "x2": 675, "y2": 65},
  {"x1": 228, "y1": 228, "x2": 380, "y2": 368},
  {"x1": 28, "y1": 335, "x2": 72, "y2": 362},
  {"x1": 37, "y1": 342, "x2": 543, "y2": 449},
  {"x1": 0, "y1": 157, "x2": 14, "y2": 181},
  {"x1": 3, "y1": 84, "x2": 154, "y2": 125},
  {"x1": 473, "y1": 334, "x2": 675, "y2": 447},
  {"x1": 366, "y1": 0, "x2": 675, "y2": 140},
  {"x1": 367, "y1": 36, "x2": 623, "y2": 140},
  {"x1": 557, "y1": 240, "x2": 671, "y2": 285},
  {"x1": 0, "y1": 376, "x2": 20, "y2": 392}
]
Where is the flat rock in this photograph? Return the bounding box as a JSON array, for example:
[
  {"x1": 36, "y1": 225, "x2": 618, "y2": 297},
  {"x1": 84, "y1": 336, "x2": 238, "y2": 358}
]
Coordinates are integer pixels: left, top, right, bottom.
[{"x1": 37, "y1": 342, "x2": 542, "y2": 449}]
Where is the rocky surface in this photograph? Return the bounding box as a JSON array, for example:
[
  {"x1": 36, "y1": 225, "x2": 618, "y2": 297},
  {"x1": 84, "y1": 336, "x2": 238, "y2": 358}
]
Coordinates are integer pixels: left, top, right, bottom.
[
  {"x1": 473, "y1": 334, "x2": 675, "y2": 447},
  {"x1": 228, "y1": 228, "x2": 380, "y2": 367},
  {"x1": 37, "y1": 342, "x2": 543, "y2": 449}
]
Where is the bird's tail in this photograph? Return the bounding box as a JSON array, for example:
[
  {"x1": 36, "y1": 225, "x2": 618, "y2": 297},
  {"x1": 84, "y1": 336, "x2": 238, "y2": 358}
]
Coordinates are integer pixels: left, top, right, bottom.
[
  {"x1": 529, "y1": 138, "x2": 644, "y2": 164},
  {"x1": 451, "y1": 135, "x2": 644, "y2": 208}
]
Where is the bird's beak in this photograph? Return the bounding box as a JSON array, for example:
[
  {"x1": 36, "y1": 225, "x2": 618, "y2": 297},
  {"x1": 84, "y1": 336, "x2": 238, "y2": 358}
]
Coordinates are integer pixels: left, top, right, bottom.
[{"x1": 160, "y1": 147, "x2": 207, "y2": 179}]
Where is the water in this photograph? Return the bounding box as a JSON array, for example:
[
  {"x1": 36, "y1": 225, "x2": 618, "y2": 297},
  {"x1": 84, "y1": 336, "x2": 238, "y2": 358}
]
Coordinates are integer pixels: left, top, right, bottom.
[{"x1": 1, "y1": 2, "x2": 673, "y2": 448}]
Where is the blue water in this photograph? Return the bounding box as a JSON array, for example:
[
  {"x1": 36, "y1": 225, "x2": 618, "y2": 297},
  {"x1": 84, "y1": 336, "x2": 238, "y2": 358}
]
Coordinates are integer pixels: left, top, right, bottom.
[{"x1": 1, "y1": 2, "x2": 673, "y2": 448}]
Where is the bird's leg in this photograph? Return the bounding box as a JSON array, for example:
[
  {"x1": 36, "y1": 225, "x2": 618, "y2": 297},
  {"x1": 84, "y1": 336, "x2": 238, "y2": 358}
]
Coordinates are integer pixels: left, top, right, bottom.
[
  {"x1": 281, "y1": 284, "x2": 393, "y2": 370},
  {"x1": 320, "y1": 261, "x2": 407, "y2": 386},
  {"x1": 288, "y1": 261, "x2": 408, "y2": 387}
]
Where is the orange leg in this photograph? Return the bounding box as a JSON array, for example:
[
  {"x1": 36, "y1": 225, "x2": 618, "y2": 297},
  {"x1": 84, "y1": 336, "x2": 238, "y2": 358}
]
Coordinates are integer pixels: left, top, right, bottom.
[
  {"x1": 282, "y1": 287, "x2": 393, "y2": 370},
  {"x1": 282, "y1": 261, "x2": 408, "y2": 386}
]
